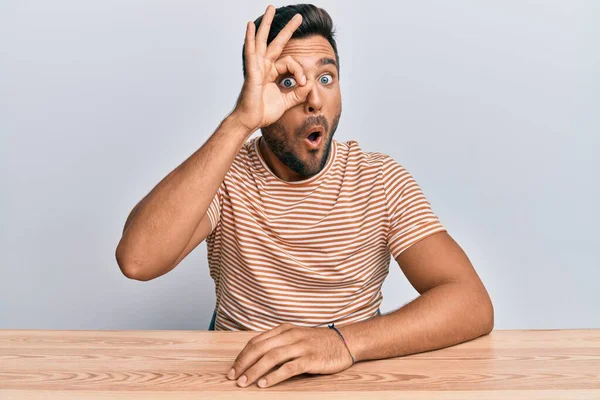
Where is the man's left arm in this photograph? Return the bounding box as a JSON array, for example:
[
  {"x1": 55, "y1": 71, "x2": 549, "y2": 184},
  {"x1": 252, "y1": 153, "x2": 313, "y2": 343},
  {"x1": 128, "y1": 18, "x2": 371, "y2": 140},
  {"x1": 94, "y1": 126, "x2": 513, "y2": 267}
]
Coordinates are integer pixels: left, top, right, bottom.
[
  {"x1": 227, "y1": 230, "x2": 494, "y2": 388},
  {"x1": 338, "y1": 230, "x2": 494, "y2": 362}
]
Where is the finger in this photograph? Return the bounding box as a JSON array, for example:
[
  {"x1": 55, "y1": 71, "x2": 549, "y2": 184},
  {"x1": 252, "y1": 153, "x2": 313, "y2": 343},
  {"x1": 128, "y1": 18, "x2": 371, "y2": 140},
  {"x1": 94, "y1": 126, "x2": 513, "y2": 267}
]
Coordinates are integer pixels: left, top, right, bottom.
[
  {"x1": 249, "y1": 323, "x2": 295, "y2": 346},
  {"x1": 269, "y1": 56, "x2": 306, "y2": 86},
  {"x1": 244, "y1": 20, "x2": 259, "y2": 78},
  {"x1": 230, "y1": 326, "x2": 300, "y2": 381},
  {"x1": 257, "y1": 358, "x2": 309, "y2": 389},
  {"x1": 227, "y1": 324, "x2": 294, "y2": 380},
  {"x1": 255, "y1": 5, "x2": 276, "y2": 57},
  {"x1": 237, "y1": 344, "x2": 306, "y2": 388},
  {"x1": 265, "y1": 13, "x2": 302, "y2": 62},
  {"x1": 283, "y1": 79, "x2": 314, "y2": 109}
]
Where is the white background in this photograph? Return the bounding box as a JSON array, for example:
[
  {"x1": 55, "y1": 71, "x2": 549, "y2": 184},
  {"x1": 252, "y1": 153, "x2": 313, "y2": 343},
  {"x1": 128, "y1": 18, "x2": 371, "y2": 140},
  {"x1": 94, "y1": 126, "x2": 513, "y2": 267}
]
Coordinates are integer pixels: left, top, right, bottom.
[{"x1": 1, "y1": 0, "x2": 598, "y2": 329}]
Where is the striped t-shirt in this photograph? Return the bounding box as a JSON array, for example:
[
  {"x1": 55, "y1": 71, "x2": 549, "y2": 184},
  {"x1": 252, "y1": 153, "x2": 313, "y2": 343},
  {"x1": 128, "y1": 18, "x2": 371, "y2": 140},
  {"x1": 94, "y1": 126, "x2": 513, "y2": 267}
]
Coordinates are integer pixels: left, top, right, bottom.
[{"x1": 205, "y1": 136, "x2": 446, "y2": 331}]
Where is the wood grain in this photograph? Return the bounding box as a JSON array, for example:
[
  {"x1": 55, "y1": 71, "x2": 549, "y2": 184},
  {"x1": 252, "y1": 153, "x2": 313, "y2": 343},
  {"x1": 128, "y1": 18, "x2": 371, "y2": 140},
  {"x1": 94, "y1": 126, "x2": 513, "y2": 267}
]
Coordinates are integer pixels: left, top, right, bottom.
[{"x1": 0, "y1": 329, "x2": 599, "y2": 399}]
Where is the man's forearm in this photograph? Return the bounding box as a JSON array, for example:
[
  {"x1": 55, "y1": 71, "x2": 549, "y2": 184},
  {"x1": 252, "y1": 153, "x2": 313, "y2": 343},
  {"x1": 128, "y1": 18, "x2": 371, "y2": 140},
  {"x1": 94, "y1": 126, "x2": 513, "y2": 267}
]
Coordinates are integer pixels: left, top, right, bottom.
[
  {"x1": 116, "y1": 113, "x2": 252, "y2": 278},
  {"x1": 338, "y1": 281, "x2": 494, "y2": 363}
]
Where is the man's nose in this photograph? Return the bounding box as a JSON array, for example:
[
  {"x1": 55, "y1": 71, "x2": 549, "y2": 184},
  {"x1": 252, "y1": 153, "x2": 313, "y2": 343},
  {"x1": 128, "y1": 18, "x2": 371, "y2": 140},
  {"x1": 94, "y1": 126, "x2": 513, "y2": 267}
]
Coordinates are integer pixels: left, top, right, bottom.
[{"x1": 304, "y1": 83, "x2": 323, "y2": 113}]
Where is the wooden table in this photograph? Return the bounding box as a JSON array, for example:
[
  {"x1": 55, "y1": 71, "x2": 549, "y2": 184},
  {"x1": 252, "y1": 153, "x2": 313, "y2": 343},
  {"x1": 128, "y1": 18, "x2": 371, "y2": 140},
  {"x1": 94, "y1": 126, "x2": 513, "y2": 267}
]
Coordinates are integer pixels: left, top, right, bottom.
[{"x1": 1, "y1": 329, "x2": 599, "y2": 399}]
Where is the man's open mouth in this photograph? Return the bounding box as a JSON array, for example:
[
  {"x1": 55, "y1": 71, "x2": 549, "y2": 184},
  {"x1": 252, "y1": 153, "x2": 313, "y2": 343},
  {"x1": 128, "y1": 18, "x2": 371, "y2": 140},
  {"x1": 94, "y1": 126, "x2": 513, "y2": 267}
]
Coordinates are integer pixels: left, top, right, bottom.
[
  {"x1": 307, "y1": 131, "x2": 321, "y2": 142},
  {"x1": 304, "y1": 131, "x2": 323, "y2": 149},
  {"x1": 303, "y1": 125, "x2": 325, "y2": 142}
]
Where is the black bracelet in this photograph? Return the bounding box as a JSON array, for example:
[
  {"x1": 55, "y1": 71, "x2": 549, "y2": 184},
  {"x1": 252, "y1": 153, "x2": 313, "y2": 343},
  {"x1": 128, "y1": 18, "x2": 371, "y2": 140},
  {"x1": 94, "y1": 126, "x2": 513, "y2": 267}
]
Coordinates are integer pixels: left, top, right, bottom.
[{"x1": 328, "y1": 323, "x2": 355, "y2": 364}]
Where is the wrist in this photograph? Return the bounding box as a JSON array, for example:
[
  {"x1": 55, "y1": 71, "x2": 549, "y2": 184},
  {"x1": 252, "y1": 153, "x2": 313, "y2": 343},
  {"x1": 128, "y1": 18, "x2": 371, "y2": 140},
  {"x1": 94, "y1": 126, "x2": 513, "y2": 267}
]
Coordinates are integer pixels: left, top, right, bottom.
[
  {"x1": 227, "y1": 111, "x2": 258, "y2": 138},
  {"x1": 328, "y1": 323, "x2": 356, "y2": 365},
  {"x1": 336, "y1": 324, "x2": 363, "y2": 363}
]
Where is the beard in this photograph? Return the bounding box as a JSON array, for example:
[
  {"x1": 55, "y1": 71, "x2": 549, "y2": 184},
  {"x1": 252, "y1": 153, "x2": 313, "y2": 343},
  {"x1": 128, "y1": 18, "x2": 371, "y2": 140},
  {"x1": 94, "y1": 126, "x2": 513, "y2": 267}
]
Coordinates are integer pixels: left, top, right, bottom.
[{"x1": 260, "y1": 108, "x2": 342, "y2": 178}]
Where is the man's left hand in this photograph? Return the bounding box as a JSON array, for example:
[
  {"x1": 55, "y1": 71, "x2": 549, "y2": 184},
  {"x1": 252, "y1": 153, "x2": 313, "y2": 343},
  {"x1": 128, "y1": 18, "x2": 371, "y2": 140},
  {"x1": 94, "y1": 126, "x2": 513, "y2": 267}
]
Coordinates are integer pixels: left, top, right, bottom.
[{"x1": 226, "y1": 322, "x2": 354, "y2": 388}]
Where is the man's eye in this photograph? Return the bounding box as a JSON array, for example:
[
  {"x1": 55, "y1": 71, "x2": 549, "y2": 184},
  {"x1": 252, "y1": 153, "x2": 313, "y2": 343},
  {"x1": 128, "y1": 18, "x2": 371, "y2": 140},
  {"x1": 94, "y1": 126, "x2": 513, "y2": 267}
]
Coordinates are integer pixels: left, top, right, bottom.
[
  {"x1": 280, "y1": 77, "x2": 297, "y2": 88},
  {"x1": 320, "y1": 74, "x2": 333, "y2": 85}
]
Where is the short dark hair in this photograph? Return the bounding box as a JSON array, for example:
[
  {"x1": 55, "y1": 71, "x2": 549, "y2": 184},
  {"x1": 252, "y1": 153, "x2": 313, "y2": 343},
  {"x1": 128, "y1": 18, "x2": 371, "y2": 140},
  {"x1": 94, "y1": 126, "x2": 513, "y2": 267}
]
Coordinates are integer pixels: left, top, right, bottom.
[{"x1": 242, "y1": 4, "x2": 339, "y2": 79}]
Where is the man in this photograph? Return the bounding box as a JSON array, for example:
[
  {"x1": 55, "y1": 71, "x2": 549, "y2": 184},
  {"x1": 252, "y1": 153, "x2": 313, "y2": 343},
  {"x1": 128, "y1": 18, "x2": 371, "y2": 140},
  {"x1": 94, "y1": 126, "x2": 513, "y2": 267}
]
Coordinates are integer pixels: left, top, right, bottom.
[{"x1": 116, "y1": 4, "x2": 493, "y2": 389}]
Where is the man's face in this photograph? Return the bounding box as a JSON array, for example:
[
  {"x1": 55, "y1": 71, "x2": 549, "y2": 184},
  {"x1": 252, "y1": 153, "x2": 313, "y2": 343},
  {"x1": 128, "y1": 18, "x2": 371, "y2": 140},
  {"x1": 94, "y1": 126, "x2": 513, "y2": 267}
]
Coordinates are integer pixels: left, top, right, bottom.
[{"x1": 260, "y1": 35, "x2": 342, "y2": 181}]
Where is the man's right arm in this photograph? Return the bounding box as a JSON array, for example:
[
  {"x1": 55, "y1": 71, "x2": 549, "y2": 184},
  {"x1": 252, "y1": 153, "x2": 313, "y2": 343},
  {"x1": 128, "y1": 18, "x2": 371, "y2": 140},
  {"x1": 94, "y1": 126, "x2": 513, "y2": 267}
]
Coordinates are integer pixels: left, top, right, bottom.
[
  {"x1": 115, "y1": 113, "x2": 253, "y2": 281},
  {"x1": 115, "y1": 5, "x2": 312, "y2": 281}
]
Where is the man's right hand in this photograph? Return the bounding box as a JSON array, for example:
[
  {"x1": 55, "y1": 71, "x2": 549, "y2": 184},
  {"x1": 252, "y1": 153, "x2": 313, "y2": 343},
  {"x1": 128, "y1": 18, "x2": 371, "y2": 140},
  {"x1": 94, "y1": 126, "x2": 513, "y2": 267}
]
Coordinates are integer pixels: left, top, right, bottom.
[{"x1": 232, "y1": 5, "x2": 314, "y2": 133}]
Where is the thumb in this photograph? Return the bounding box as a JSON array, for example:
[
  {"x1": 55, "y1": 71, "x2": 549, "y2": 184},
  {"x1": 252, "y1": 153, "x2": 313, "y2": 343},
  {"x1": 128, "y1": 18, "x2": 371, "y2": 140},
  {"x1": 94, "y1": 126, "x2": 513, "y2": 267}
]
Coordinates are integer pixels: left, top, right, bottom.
[{"x1": 283, "y1": 79, "x2": 314, "y2": 109}]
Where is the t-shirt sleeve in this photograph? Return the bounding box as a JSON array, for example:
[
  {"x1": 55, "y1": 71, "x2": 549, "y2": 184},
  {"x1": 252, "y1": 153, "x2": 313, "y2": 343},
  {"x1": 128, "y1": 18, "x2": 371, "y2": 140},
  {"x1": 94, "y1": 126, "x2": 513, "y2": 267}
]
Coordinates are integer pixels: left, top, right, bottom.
[
  {"x1": 205, "y1": 182, "x2": 224, "y2": 235},
  {"x1": 381, "y1": 155, "x2": 447, "y2": 259}
]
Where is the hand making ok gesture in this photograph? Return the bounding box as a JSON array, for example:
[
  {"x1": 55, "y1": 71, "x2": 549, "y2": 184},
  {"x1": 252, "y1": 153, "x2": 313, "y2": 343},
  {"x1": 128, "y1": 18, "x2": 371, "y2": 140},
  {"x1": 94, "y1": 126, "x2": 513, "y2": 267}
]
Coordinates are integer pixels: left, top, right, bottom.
[{"x1": 233, "y1": 5, "x2": 315, "y2": 132}]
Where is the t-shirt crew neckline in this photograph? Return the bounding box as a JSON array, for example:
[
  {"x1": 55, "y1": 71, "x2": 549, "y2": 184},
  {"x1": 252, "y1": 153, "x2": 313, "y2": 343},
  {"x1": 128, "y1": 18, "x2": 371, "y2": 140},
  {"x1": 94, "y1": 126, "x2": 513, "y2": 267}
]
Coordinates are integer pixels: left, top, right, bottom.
[{"x1": 254, "y1": 135, "x2": 337, "y2": 186}]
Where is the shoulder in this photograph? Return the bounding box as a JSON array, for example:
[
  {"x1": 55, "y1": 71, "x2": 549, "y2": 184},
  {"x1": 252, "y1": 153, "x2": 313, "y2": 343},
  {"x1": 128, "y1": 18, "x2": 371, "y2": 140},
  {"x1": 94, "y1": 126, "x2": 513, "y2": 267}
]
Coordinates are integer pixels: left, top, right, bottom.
[
  {"x1": 336, "y1": 139, "x2": 396, "y2": 170},
  {"x1": 224, "y1": 136, "x2": 258, "y2": 176},
  {"x1": 340, "y1": 140, "x2": 416, "y2": 188}
]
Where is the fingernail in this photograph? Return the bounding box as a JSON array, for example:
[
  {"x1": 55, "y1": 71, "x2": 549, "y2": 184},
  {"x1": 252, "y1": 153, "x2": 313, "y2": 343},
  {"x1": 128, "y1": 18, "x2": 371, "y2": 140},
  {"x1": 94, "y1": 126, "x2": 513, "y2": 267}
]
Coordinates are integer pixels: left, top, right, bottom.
[
  {"x1": 301, "y1": 75, "x2": 306, "y2": 85},
  {"x1": 227, "y1": 368, "x2": 235, "y2": 380},
  {"x1": 238, "y1": 375, "x2": 247, "y2": 386},
  {"x1": 258, "y1": 378, "x2": 267, "y2": 388}
]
